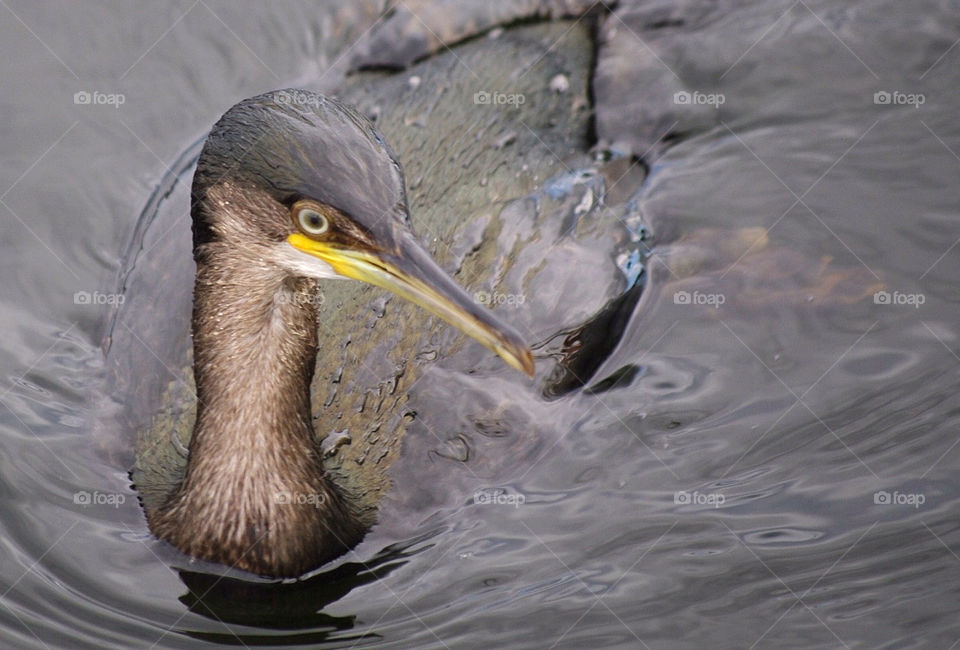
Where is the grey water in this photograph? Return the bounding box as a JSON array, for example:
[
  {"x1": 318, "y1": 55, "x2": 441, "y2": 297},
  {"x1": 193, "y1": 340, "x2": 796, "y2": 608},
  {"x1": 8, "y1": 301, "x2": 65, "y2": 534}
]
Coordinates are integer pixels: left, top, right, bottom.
[{"x1": 2, "y1": 1, "x2": 959, "y2": 648}]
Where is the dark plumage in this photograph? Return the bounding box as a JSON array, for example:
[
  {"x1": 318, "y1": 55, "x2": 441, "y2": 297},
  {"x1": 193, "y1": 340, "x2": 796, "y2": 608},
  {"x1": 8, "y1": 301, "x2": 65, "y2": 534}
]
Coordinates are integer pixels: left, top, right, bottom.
[
  {"x1": 146, "y1": 90, "x2": 532, "y2": 577},
  {"x1": 191, "y1": 92, "x2": 408, "y2": 247}
]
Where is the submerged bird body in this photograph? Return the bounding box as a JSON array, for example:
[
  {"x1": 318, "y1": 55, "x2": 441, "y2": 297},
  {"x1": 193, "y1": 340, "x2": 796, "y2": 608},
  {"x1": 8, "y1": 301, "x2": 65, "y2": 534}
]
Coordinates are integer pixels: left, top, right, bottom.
[{"x1": 146, "y1": 92, "x2": 532, "y2": 577}]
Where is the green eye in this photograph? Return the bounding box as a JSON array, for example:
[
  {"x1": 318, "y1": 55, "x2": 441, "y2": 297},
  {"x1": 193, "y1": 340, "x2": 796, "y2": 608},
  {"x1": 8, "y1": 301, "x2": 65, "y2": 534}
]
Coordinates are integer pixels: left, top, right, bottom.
[{"x1": 296, "y1": 208, "x2": 329, "y2": 235}]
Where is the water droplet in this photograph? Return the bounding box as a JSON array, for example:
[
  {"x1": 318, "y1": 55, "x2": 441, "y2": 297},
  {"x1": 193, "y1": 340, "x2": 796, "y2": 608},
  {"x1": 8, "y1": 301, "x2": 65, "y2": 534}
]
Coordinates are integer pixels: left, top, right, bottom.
[
  {"x1": 493, "y1": 132, "x2": 516, "y2": 149},
  {"x1": 416, "y1": 348, "x2": 438, "y2": 362},
  {"x1": 322, "y1": 429, "x2": 351, "y2": 457}
]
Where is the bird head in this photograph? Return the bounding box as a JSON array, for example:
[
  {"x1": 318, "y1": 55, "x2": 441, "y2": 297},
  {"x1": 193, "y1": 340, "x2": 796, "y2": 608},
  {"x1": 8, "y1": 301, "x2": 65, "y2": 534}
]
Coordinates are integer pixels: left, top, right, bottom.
[{"x1": 191, "y1": 89, "x2": 534, "y2": 377}]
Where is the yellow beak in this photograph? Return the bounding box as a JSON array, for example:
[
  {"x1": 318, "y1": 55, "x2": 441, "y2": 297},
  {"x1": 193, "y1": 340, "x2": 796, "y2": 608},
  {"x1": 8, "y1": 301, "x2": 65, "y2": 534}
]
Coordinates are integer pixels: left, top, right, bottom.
[{"x1": 287, "y1": 232, "x2": 534, "y2": 377}]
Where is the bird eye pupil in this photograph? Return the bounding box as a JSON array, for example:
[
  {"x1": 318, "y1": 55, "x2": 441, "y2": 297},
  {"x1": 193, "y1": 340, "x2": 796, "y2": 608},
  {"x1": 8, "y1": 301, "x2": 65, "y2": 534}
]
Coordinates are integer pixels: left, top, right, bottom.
[{"x1": 297, "y1": 208, "x2": 328, "y2": 235}]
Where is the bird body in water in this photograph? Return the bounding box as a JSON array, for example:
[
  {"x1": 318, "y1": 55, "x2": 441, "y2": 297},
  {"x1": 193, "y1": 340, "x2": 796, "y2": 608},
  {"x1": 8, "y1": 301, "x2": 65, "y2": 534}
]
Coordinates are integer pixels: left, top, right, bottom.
[
  {"x1": 118, "y1": 13, "x2": 887, "y2": 596},
  {"x1": 146, "y1": 91, "x2": 533, "y2": 577}
]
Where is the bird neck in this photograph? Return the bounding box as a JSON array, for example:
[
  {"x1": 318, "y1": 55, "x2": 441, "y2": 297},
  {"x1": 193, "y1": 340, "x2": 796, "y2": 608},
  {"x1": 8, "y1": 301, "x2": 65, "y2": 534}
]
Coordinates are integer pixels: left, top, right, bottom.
[
  {"x1": 190, "y1": 247, "x2": 319, "y2": 474},
  {"x1": 148, "y1": 240, "x2": 365, "y2": 577}
]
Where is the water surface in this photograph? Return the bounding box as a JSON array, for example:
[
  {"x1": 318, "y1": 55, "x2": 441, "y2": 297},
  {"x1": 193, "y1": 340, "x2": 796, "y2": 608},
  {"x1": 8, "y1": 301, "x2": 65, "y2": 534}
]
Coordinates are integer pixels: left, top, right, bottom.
[{"x1": 1, "y1": 1, "x2": 959, "y2": 647}]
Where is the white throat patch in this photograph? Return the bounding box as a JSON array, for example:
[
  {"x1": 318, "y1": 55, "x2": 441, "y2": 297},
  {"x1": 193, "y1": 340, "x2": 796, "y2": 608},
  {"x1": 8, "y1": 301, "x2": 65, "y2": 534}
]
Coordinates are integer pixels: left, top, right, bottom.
[{"x1": 272, "y1": 241, "x2": 344, "y2": 281}]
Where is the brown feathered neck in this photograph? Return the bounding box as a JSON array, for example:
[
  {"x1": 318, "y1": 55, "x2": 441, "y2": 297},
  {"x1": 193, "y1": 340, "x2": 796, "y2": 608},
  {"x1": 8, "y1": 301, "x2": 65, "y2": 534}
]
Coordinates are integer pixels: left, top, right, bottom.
[{"x1": 147, "y1": 184, "x2": 366, "y2": 578}]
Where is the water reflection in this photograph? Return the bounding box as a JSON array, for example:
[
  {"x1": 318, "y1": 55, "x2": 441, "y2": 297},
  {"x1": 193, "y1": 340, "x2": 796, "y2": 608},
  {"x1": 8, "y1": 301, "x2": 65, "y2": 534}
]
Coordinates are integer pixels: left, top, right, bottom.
[
  {"x1": 541, "y1": 282, "x2": 647, "y2": 399},
  {"x1": 174, "y1": 531, "x2": 438, "y2": 642}
]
